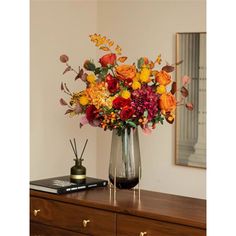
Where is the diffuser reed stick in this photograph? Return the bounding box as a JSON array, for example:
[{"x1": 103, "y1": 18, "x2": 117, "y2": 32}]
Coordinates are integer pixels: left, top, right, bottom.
[{"x1": 79, "y1": 139, "x2": 88, "y2": 161}]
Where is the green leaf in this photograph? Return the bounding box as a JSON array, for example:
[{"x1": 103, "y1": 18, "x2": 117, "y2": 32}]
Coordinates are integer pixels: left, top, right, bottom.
[
  {"x1": 99, "y1": 67, "x2": 108, "y2": 78},
  {"x1": 126, "y1": 120, "x2": 137, "y2": 128},
  {"x1": 143, "y1": 110, "x2": 148, "y2": 118},
  {"x1": 94, "y1": 67, "x2": 101, "y2": 75},
  {"x1": 137, "y1": 58, "x2": 144, "y2": 69}
]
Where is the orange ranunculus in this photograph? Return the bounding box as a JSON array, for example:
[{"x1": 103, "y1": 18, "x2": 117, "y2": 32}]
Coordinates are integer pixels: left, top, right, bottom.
[
  {"x1": 155, "y1": 70, "x2": 171, "y2": 86},
  {"x1": 159, "y1": 93, "x2": 177, "y2": 113},
  {"x1": 115, "y1": 65, "x2": 136, "y2": 80}
]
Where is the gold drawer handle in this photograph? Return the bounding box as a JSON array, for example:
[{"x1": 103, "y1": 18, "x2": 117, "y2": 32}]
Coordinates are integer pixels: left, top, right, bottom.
[
  {"x1": 139, "y1": 232, "x2": 147, "y2": 236},
  {"x1": 33, "y1": 209, "x2": 41, "y2": 216},
  {"x1": 83, "y1": 219, "x2": 90, "y2": 228}
]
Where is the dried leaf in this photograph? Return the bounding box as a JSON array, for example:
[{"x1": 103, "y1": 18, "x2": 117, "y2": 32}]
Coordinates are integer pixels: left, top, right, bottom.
[
  {"x1": 60, "y1": 82, "x2": 64, "y2": 91},
  {"x1": 108, "y1": 40, "x2": 114, "y2": 47},
  {"x1": 155, "y1": 54, "x2": 162, "y2": 65},
  {"x1": 170, "y1": 82, "x2": 177, "y2": 94},
  {"x1": 115, "y1": 45, "x2": 122, "y2": 55},
  {"x1": 60, "y1": 54, "x2": 69, "y2": 63},
  {"x1": 162, "y1": 65, "x2": 175, "y2": 73},
  {"x1": 81, "y1": 73, "x2": 88, "y2": 82},
  {"x1": 180, "y1": 86, "x2": 189, "y2": 97},
  {"x1": 99, "y1": 46, "x2": 110, "y2": 51},
  {"x1": 60, "y1": 98, "x2": 68, "y2": 106},
  {"x1": 149, "y1": 61, "x2": 155, "y2": 69},
  {"x1": 75, "y1": 68, "x2": 84, "y2": 80},
  {"x1": 175, "y1": 60, "x2": 183, "y2": 66},
  {"x1": 64, "y1": 83, "x2": 70, "y2": 93},
  {"x1": 118, "y1": 56, "x2": 128, "y2": 63},
  {"x1": 63, "y1": 66, "x2": 71, "y2": 75},
  {"x1": 65, "y1": 109, "x2": 74, "y2": 115},
  {"x1": 182, "y1": 75, "x2": 191, "y2": 85},
  {"x1": 186, "y1": 103, "x2": 194, "y2": 111}
]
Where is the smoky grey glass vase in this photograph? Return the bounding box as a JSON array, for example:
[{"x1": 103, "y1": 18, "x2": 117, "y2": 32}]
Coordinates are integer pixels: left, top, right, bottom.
[{"x1": 109, "y1": 128, "x2": 141, "y2": 189}]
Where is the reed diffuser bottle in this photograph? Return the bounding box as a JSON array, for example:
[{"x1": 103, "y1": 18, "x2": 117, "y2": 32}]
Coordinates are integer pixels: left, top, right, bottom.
[{"x1": 69, "y1": 138, "x2": 88, "y2": 184}]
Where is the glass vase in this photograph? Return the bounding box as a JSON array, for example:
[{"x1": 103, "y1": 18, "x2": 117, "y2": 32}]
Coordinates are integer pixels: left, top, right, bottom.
[{"x1": 109, "y1": 128, "x2": 141, "y2": 189}]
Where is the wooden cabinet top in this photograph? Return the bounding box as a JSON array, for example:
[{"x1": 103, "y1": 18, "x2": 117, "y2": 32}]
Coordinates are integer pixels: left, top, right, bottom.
[{"x1": 30, "y1": 187, "x2": 206, "y2": 230}]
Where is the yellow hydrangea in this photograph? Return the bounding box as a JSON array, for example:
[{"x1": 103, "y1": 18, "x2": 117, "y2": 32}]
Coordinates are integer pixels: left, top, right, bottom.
[
  {"x1": 121, "y1": 90, "x2": 131, "y2": 99},
  {"x1": 87, "y1": 74, "x2": 96, "y2": 84},
  {"x1": 79, "y1": 96, "x2": 89, "y2": 106},
  {"x1": 132, "y1": 81, "x2": 141, "y2": 90},
  {"x1": 156, "y1": 85, "x2": 166, "y2": 94},
  {"x1": 140, "y1": 67, "x2": 151, "y2": 83}
]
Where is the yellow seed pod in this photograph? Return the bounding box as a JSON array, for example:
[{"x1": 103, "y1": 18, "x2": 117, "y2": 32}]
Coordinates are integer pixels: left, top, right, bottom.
[
  {"x1": 132, "y1": 81, "x2": 141, "y2": 90},
  {"x1": 156, "y1": 85, "x2": 166, "y2": 94},
  {"x1": 79, "y1": 96, "x2": 89, "y2": 106},
  {"x1": 121, "y1": 90, "x2": 131, "y2": 99}
]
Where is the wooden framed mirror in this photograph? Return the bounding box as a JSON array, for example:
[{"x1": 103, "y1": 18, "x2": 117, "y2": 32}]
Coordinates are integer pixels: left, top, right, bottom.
[{"x1": 175, "y1": 32, "x2": 206, "y2": 168}]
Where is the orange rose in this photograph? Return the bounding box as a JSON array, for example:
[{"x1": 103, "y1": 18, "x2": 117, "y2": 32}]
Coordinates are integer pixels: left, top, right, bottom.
[
  {"x1": 99, "y1": 53, "x2": 116, "y2": 67},
  {"x1": 115, "y1": 65, "x2": 136, "y2": 80},
  {"x1": 159, "y1": 93, "x2": 177, "y2": 113},
  {"x1": 155, "y1": 70, "x2": 171, "y2": 86}
]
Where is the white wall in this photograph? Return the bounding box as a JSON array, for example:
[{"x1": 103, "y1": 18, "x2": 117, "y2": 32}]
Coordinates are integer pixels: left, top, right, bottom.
[
  {"x1": 31, "y1": 0, "x2": 206, "y2": 199},
  {"x1": 30, "y1": 0, "x2": 98, "y2": 180},
  {"x1": 96, "y1": 0, "x2": 206, "y2": 199}
]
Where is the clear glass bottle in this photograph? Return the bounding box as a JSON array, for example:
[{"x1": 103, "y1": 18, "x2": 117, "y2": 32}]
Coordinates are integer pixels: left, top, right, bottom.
[{"x1": 109, "y1": 128, "x2": 141, "y2": 189}]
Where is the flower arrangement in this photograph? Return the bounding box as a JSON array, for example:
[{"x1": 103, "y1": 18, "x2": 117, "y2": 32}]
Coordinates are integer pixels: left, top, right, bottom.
[{"x1": 60, "y1": 34, "x2": 192, "y2": 135}]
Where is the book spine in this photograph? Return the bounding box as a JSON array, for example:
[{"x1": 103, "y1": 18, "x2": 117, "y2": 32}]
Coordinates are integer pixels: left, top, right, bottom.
[{"x1": 58, "y1": 181, "x2": 108, "y2": 194}]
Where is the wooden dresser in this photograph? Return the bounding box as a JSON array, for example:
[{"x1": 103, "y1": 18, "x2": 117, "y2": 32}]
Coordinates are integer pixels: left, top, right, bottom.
[{"x1": 30, "y1": 187, "x2": 206, "y2": 236}]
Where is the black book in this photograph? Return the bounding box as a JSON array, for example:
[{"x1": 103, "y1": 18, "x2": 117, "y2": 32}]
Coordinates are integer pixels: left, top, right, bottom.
[{"x1": 30, "y1": 175, "x2": 108, "y2": 194}]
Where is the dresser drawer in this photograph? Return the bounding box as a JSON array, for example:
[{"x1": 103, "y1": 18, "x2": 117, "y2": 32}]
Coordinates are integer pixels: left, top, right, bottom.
[
  {"x1": 30, "y1": 196, "x2": 116, "y2": 236},
  {"x1": 117, "y1": 214, "x2": 206, "y2": 236},
  {"x1": 30, "y1": 222, "x2": 85, "y2": 236}
]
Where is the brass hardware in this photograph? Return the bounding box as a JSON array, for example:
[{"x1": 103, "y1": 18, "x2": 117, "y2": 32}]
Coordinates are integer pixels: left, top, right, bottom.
[
  {"x1": 83, "y1": 219, "x2": 90, "y2": 228},
  {"x1": 139, "y1": 232, "x2": 147, "y2": 236},
  {"x1": 33, "y1": 209, "x2": 40, "y2": 216}
]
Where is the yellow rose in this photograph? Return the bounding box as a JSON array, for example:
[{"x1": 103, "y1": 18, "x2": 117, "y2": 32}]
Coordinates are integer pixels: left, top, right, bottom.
[
  {"x1": 132, "y1": 81, "x2": 141, "y2": 90},
  {"x1": 121, "y1": 90, "x2": 131, "y2": 99},
  {"x1": 79, "y1": 96, "x2": 89, "y2": 106},
  {"x1": 86, "y1": 74, "x2": 96, "y2": 84},
  {"x1": 155, "y1": 70, "x2": 171, "y2": 86},
  {"x1": 159, "y1": 92, "x2": 176, "y2": 113},
  {"x1": 116, "y1": 64, "x2": 136, "y2": 80},
  {"x1": 156, "y1": 85, "x2": 166, "y2": 94},
  {"x1": 140, "y1": 67, "x2": 151, "y2": 83}
]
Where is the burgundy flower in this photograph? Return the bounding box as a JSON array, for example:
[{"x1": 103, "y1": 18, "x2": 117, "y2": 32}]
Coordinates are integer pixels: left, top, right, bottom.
[
  {"x1": 120, "y1": 106, "x2": 135, "y2": 121},
  {"x1": 99, "y1": 53, "x2": 116, "y2": 67},
  {"x1": 112, "y1": 97, "x2": 131, "y2": 109},
  {"x1": 106, "y1": 74, "x2": 119, "y2": 93},
  {"x1": 86, "y1": 105, "x2": 97, "y2": 122},
  {"x1": 131, "y1": 85, "x2": 159, "y2": 121}
]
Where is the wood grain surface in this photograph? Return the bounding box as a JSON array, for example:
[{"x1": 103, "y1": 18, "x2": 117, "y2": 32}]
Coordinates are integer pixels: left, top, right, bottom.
[{"x1": 31, "y1": 187, "x2": 206, "y2": 229}]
